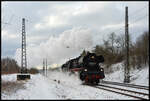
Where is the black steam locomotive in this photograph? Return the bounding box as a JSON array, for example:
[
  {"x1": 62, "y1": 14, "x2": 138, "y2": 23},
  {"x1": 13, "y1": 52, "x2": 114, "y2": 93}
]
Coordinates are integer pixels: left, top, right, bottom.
[
  {"x1": 61, "y1": 52, "x2": 105, "y2": 85},
  {"x1": 79, "y1": 52, "x2": 105, "y2": 84}
]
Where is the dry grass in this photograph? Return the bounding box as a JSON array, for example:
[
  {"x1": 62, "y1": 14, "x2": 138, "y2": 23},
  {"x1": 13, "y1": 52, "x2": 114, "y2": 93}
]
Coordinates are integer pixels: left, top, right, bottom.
[
  {"x1": 1, "y1": 71, "x2": 19, "y2": 75},
  {"x1": 1, "y1": 81, "x2": 26, "y2": 95}
]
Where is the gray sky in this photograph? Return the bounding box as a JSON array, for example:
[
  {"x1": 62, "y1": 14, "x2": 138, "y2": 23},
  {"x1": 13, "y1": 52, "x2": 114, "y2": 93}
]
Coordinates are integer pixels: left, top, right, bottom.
[{"x1": 1, "y1": 1, "x2": 149, "y2": 69}]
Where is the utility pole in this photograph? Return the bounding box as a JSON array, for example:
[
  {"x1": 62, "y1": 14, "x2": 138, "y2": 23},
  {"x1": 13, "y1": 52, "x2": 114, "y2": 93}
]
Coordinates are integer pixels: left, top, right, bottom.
[
  {"x1": 21, "y1": 18, "x2": 27, "y2": 73},
  {"x1": 46, "y1": 58, "x2": 47, "y2": 77},
  {"x1": 43, "y1": 59, "x2": 45, "y2": 76},
  {"x1": 17, "y1": 18, "x2": 30, "y2": 80},
  {"x1": 124, "y1": 6, "x2": 130, "y2": 83}
]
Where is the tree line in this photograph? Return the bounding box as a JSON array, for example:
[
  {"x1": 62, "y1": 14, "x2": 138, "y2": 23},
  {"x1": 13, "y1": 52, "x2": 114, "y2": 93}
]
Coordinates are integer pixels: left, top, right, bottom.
[
  {"x1": 1, "y1": 57, "x2": 39, "y2": 74},
  {"x1": 92, "y1": 31, "x2": 149, "y2": 71}
]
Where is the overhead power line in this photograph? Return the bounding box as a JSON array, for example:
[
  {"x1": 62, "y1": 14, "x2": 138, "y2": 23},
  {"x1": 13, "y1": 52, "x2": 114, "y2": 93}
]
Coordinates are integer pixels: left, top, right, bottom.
[
  {"x1": 98, "y1": 5, "x2": 148, "y2": 37},
  {"x1": 129, "y1": 5, "x2": 148, "y2": 17},
  {"x1": 129, "y1": 14, "x2": 148, "y2": 25}
]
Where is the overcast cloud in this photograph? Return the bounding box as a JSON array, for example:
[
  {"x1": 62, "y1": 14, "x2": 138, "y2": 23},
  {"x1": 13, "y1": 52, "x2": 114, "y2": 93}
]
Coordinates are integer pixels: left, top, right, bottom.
[{"x1": 1, "y1": 1, "x2": 148, "y2": 69}]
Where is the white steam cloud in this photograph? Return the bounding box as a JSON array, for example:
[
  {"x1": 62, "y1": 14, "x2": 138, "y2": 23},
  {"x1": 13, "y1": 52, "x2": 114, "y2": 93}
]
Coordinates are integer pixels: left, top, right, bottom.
[{"x1": 14, "y1": 27, "x2": 94, "y2": 69}]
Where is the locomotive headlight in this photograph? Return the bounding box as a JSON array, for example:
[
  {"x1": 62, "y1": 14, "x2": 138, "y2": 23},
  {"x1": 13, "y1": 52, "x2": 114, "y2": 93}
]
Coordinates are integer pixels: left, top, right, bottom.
[
  {"x1": 100, "y1": 68, "x2": 103, "y2": 71},
  {"x1": 84, "y1": 69, "x2": 87, "y2": 71},
  {"x1": 91, "y1": 56, "x2": 94, "y2": 59}
]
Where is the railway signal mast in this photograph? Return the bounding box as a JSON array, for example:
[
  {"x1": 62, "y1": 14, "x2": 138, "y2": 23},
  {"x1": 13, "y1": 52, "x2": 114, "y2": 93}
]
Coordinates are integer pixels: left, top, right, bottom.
[{"x1": 124, "y1": 6, "x2": 130, "y2": 83}]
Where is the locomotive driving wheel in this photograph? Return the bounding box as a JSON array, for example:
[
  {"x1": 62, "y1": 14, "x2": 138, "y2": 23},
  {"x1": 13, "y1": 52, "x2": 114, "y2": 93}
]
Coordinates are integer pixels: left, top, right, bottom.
[{"x1": 95, "y1": 79, "x2": 99, "y2": 84}]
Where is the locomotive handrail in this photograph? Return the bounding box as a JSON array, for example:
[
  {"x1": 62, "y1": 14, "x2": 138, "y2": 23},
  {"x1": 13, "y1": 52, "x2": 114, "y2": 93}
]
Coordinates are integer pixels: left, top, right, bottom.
[{"x1": 70, "y1": 67, "x2": 84, "y2": 72}]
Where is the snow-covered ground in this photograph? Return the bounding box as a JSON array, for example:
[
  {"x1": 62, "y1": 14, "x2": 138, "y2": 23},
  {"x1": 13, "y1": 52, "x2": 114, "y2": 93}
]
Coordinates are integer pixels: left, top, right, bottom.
[
  {"x1": 103, "y1": 63, "x2": 149, "y2": 86},
  {"x1": 1, "y1": 63, "x2": 149, "y2": 100}
]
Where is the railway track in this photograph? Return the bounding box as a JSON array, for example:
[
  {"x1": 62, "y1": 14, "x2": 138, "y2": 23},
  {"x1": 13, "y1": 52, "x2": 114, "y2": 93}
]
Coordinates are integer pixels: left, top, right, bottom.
[
  {"x1": 85, "y1": 84, "x2": 149, "y2": 100},
  {"x1": 101, "y1": 80, "x2": 149, "y2": 90}
]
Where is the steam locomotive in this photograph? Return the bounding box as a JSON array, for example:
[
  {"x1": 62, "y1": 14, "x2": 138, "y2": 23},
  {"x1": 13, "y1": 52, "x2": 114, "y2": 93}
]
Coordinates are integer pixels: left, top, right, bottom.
[
  {"x1": 61, "y1": 51, "x2": 105, "y2": 85},
  {"x1": 79, "y1": 52, "x2": 105, "y2": 84}
]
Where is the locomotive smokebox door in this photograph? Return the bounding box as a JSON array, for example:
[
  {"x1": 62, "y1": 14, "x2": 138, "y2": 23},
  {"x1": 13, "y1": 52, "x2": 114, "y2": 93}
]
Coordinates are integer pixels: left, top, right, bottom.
[{"x1": 17, "y1": 74, "x2": 31, "y2": 80}]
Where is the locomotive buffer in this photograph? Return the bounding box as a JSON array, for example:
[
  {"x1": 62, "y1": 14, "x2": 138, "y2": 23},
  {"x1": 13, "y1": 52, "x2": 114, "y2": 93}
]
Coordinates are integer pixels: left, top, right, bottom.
[{"x1": 17, "y1": 18, "x2": 30, "y2": 80}]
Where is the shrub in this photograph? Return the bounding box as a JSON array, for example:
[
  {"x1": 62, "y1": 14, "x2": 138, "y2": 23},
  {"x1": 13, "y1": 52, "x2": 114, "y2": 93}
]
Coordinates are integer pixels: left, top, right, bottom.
[{"x1": 28, "y1": 68, "x2": 39, "y2": 74}]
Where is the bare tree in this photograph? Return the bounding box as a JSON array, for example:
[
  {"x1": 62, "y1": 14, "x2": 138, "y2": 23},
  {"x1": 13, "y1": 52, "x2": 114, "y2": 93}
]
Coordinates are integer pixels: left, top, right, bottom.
[
  {"x1": 133, "y1": 31, "x2": 149, "y2": 68},
  {"x1": 108, "y1": 32, "x2": 117, "y2": 54},
  {"x1": 1, "y1": 57, "x2": 20, "y2": 74}
]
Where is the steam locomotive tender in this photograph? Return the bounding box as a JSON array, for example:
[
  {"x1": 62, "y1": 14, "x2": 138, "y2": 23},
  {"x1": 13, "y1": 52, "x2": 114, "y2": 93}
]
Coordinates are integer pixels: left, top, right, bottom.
[{"x1": 79, "y1": 52, "x2": 105, "y2": 84}]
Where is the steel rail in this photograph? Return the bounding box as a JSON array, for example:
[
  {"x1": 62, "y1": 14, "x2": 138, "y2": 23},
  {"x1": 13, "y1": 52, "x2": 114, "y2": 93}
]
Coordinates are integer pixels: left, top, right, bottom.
[
  {"x1": 101, "y1": 80, "x2": 149, "y2": 90},
  {"x1": 98, "y1": 84, "x2": 149, "y2": 96},
  {"x1": 85, "y1": 84, "x2": 148, "y2": 100}
]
